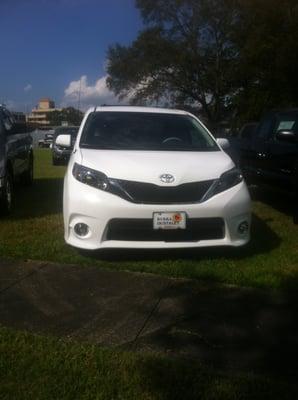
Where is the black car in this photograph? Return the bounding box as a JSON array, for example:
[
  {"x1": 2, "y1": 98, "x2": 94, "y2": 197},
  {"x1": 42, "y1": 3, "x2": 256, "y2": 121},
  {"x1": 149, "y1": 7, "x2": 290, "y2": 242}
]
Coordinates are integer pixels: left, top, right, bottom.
[
  {"x1": 0, "y1": 105, "x2": 33, "y2": 214},
  {"x1": 238, "y1": 109, "x2": 298, "y2": 221},
  {"x1": 52, "y1": 126, "x2": 79, "y2": 165},
  {"x1": 38, "y1": 132, "x2": 54, "y2": 148}
]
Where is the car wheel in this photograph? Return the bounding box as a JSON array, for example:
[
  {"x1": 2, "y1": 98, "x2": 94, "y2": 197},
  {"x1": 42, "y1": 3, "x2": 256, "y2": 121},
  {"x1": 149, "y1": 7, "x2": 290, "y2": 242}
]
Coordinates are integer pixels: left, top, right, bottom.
[
  {"x1": 52, "y1": 156, "x2": 59, "y2": 166},
  {"x1": 293, "y1": 171, "x2": 298, "y2": 224},
  {"x1": 0, "y1": 172, "x2": 13, "y2": 215},
  {"x1": 21, "y1": 154, "x2": 34, "y2": 186}
]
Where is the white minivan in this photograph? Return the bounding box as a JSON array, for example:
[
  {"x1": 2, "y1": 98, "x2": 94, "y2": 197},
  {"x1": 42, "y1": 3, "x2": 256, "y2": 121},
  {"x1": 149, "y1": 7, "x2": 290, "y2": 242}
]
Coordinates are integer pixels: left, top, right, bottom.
[{"x1": 58, "y1": 106, "x2": 251, "y2": 250}]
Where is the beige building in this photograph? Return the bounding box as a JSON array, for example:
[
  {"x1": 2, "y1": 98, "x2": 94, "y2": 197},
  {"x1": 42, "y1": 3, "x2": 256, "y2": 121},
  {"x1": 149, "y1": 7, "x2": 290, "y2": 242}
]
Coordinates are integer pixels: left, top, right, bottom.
[{"x1": 27, "y1": 98, "x2": 61, "y2": 126}]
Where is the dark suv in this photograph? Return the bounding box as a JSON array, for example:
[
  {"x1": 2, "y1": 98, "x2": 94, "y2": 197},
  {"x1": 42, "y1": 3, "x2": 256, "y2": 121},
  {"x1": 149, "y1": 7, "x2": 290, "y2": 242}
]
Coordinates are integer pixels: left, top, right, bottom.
[
  {"x1": 0, "y1": 105, "x2": 33, "y2": 214},
  {"x1": 239, "y1": 109, "x2": 298, "y2": 220}
]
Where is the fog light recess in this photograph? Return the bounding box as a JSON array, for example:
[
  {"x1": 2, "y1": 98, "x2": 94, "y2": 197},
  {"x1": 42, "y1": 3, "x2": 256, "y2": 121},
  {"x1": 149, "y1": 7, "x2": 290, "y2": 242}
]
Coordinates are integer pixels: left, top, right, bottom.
[
  {"x1": 74, "y1": 223, "x2": 90, "y2": 237},
  {"x1": 238, "y1": 221, "x2": 249, "y2": 235}
]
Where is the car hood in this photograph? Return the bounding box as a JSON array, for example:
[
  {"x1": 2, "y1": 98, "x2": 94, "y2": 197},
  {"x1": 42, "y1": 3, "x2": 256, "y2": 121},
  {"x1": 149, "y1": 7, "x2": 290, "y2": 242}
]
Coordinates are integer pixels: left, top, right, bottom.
[{"x1": 78, "y1": 149, "x2": 234, "y2": 185}]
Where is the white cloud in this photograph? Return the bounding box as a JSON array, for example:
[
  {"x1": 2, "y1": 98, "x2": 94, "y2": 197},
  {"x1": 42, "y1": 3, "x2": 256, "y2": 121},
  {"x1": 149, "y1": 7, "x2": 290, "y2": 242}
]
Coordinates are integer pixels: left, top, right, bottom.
[
  {"x1": 63, "y1": 75, "x2": 120, "y2": 110},
  {"x1": 24, "y1": 84, "x2": 32, "y2": 92}
]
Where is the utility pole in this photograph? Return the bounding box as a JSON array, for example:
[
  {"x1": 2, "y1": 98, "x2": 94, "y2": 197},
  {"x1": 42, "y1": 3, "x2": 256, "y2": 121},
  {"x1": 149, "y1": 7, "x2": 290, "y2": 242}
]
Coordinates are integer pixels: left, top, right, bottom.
[{"x1": 77, "y1": 77, "x2": 82, "y2": 111}]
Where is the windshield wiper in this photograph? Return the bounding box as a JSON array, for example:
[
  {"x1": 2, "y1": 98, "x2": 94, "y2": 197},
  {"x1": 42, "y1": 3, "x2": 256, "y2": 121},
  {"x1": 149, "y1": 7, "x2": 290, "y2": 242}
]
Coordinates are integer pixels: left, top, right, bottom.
[
  {"x1": 80, "y1": 143, "x2": 216, "y2": 151},
  {"x1": 80, "y1": 144, "x2": 121, "y2": 150}
]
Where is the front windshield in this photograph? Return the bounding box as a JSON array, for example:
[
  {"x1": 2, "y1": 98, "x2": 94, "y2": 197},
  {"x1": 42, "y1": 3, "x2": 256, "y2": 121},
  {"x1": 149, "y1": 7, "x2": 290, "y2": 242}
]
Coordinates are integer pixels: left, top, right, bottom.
[{"x1": 80, "y1": 112, "x2": 219, "y2": 152}]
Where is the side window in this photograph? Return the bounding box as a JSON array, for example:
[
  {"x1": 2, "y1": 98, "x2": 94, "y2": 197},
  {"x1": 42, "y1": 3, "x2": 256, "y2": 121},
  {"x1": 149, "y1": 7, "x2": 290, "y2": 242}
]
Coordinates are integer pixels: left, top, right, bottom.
[
  {"x1": 256, "y1": 116, "x2": 275, "y2": 140},
  {"x1": 273, "y1": 114, "x2": 298, "y2": 140}
]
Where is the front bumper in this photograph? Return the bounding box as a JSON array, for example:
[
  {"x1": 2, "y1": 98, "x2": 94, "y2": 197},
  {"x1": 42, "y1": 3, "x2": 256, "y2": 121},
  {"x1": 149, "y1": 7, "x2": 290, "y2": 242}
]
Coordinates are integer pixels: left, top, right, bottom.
[{"x1": 63, "y1": 172, "x2": 251, "y2": 250}]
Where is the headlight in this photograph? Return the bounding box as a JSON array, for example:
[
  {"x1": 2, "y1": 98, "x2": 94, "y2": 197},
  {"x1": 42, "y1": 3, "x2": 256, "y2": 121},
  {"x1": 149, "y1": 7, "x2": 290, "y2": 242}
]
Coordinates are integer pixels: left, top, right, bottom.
[
  {"x1": 72, "y1": 163, "x2": 109, "y2": 190},
  {"x1": 202, "y1": 168, "x2": 243, "y2": 201}
]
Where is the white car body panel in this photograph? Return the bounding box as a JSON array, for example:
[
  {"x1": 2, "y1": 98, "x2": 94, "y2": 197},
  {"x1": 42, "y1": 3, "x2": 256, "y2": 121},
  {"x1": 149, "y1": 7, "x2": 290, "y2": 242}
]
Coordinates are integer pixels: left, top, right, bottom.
[{"x1": 79, "y1": 149, "x2": 234, "y2": 185}]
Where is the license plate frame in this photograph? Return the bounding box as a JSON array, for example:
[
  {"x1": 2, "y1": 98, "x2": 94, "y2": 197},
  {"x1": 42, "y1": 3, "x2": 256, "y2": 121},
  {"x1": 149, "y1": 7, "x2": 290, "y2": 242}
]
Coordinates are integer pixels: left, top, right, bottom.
[{"x1": 153, "y1": 212, "x2": 187, "y2": 230}]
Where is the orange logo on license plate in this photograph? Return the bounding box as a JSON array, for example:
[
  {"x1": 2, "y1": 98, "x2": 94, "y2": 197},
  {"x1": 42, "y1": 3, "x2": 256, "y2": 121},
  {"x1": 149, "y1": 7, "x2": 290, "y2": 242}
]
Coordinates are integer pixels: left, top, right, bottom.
[{"x1": 173, "y1": 213, "x2": 182, "y2": 223}]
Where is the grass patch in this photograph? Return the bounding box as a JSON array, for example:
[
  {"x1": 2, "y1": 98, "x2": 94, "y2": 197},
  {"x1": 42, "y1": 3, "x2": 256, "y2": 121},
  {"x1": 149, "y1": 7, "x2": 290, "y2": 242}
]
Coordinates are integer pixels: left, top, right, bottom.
[
  {"x1": 0, "y1": 326, "x2": 296, "y2": 400},
  {"x1": 0, "y1": 149, "x2": 298, "y2": 290}
]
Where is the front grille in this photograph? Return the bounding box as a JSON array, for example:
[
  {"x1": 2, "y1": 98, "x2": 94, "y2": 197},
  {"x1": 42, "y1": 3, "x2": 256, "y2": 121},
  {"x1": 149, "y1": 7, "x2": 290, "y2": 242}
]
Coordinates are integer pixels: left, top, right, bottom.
[
  {"x1": 109, "y1": 179, "x2": 214, "y2": 204},
  {"x1": 106, "y1": 218, "x2": 225, "y2": 242}
]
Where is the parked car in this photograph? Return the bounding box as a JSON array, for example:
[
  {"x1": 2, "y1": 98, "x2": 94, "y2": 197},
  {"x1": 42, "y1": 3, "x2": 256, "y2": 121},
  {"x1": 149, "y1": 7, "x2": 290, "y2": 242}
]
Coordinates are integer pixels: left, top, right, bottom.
[
  {"x1": 59, "y1": 106, "x2": 251, "y2": 250},
  {"x1": 38, "y1": 132, "x2": 54, "y2": 148},
  {"x1": 239, "y1": 110, "x2": 298, "y2": 188},
  {"x1": 0, "y1": 105, "x2": 33, "y2": 215},
  {"x1": 238, "y1": 109, "x2": 298, "y2": 221},
  {"x1": 52, "y1": 126, "x2": 79, "y2": 165}
]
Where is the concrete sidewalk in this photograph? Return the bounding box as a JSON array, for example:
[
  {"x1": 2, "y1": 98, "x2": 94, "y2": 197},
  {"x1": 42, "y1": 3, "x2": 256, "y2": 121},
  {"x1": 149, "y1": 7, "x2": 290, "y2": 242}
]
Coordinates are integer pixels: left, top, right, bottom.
[{"x1": 0, "y1": 258, "x2": 297, "y2": 378}]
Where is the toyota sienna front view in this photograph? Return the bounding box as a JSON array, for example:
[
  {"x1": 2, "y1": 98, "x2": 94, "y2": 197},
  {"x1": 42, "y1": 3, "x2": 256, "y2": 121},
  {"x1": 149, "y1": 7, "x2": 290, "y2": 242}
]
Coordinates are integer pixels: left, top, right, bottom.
[{"x1": 61, "y1": 106, "x2": 251, "y2": 250}]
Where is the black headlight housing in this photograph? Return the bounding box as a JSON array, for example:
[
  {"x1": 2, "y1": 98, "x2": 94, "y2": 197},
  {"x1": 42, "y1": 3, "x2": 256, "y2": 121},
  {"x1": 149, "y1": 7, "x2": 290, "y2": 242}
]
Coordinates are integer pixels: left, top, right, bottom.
[
  {"x1": 72, "y1": 163, "x2": 109, "y2": 191},
  {"x1": 72, "y1": 163, "x2": 134, "y2": 201},
  {"x1": 201, "y1": 168, "x2": 243, "y2": 202}
]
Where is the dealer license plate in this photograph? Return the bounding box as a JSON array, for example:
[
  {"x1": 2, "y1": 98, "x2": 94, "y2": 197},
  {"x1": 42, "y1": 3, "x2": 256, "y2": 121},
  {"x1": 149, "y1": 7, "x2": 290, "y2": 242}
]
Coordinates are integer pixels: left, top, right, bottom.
[{"x1": 153, "y1": 212, "x2": 186, "y2": 230}]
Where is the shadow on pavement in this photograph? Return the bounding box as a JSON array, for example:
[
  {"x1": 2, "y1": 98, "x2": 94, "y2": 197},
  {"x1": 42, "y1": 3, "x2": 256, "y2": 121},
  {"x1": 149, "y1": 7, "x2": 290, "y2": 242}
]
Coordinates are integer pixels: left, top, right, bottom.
[
  {"x1": 0, "y1": 260, "x2": 298, "y2": 386},
  {"x1": 130, "y1": 279, "x2": 298, "y2": 381}
]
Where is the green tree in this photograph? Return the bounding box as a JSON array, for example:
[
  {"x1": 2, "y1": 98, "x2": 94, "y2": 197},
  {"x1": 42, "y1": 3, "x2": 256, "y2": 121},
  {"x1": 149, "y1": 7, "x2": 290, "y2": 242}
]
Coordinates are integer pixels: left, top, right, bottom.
[
  {"x1": 107, "y1": 0, "x2": 239, "y2": 129},
  {"x1": 61, "y1": 107, "x2": 84, "y2": 126},
  {"x1": 107, "y1": 0, "x2": 298, "y2": 127},
  {"x1": 47, "y1": 107, "x2": 83, "y2": 127},
  {"x1": 233, "y1": 0, "x2": 298, "y2": 122}
]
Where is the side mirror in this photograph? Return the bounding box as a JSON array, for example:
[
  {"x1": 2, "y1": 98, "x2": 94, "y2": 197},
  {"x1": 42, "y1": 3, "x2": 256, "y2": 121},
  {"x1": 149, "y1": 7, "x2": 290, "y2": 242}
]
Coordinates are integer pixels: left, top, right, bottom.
[
  {"x1": 217, "y1": 138, "x2": 230, "y2": 150},
  {"x1": 55, "y1": 134, "x2": 72, "y2": 147},
  {"x1": 3, "y1": 120, "x2": 13, "y2": 132},
  {"x1": 276, "y1": 129, "x2": 298, "y2": 144}
]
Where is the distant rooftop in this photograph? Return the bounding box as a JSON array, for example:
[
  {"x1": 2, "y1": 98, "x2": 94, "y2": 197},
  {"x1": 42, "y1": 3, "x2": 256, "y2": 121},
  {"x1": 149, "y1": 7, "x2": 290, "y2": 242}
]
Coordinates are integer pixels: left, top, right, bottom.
[{"x1": 39, "y1": 97, "x2": 53, "y2": 102}]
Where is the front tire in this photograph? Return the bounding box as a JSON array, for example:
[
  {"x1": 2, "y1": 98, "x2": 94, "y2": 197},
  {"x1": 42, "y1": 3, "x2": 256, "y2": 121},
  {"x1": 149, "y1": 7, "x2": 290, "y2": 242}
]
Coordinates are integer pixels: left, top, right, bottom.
[
  {"x1": 0, "y1": 173, "x2": 13, "y2": 216},
  {"x1": 21, "y1": 154, "x2": 34, "y2": 186},
  {"x1": 52, "y1": 156, "x2": 60, "y2": 166},
  {"x1": 292, "y1": 166, "x2": 298, "y2": 224}
]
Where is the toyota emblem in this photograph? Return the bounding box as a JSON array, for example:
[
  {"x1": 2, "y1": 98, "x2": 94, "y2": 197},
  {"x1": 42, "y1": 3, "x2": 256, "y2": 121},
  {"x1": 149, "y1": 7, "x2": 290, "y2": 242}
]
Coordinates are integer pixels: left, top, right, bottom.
[{"x1": 160, "y1": 174, "x2": 175, "y2": 183}]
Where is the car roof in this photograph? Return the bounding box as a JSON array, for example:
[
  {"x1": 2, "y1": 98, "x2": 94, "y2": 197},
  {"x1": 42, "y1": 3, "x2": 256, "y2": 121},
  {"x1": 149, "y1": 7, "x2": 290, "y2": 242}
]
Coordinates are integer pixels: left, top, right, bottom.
[
  {"x1": 267, "y1": 108, "x2": 298, "y2": 116},
  {"x1": 89, "y1": 105, "x2": 190, "y2": 116}
]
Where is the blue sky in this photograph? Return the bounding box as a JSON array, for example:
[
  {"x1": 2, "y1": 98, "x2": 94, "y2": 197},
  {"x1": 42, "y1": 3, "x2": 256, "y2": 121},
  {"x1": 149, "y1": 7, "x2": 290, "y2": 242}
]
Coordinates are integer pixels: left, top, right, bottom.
[{"x1": 0, "y1": 0, "x2": 142, "y2": 111}]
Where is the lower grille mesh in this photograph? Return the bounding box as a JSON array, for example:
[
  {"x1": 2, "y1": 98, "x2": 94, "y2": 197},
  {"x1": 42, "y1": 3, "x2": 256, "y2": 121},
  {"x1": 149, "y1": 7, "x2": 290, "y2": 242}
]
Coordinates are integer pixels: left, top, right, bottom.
[{"x1": 106, "y1": 218, "x2": 225, "y2": 242}]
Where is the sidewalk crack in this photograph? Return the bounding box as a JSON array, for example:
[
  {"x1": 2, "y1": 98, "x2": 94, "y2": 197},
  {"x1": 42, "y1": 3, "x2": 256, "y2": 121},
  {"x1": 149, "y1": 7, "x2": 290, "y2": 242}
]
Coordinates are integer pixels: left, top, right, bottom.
[
  {"x1": 129, "y1": 281, "x2": 171, "y2": 350},
  {"x1": 0, "y1": 262, "x2": 49, "y2": 295}
]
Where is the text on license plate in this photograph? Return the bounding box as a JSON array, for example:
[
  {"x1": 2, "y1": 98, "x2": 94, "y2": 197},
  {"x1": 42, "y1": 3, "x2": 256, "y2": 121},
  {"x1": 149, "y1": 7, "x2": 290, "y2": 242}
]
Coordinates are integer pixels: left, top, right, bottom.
[{"x1": 153, "y1": 212, "x2": 186, "y2": 230}]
